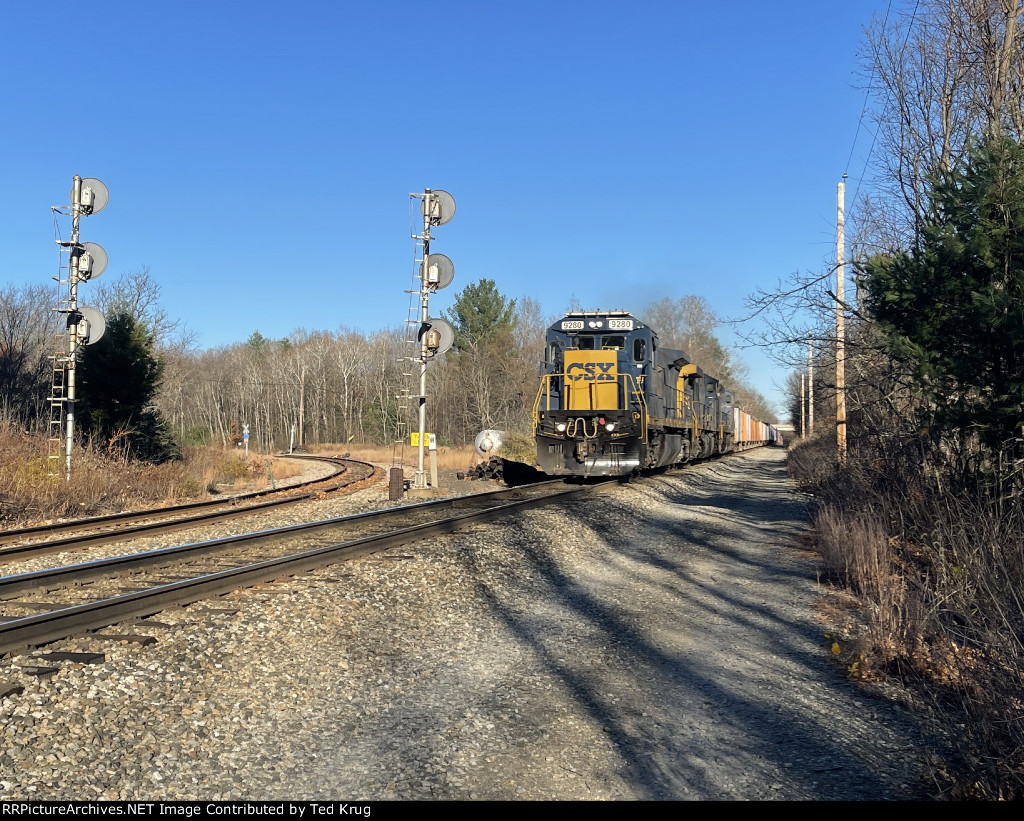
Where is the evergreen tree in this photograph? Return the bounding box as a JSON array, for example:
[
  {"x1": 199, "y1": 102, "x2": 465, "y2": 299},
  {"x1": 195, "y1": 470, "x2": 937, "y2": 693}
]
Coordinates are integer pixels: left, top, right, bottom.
[
  {"x1": 76, "y1": 308, "x2": 179, "y2": 461},
  {"x1": 438, "y1": 279, "x2": 522, "y2": 436},
  {"x1": 246, "y1": 329, "x2": 269, "y2": 357},
  {"x1": 444, "y1": 279, "x2": 516, "y2": 351},
  {"x1": 861, "y1": 136, "x2": 1024, "y2": 455}
]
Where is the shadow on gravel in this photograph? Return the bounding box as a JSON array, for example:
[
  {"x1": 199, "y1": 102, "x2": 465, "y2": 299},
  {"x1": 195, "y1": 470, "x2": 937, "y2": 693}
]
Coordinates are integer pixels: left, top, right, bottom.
[{"x1": 457, "y1": 450, "x2": 939, "y2": 800}]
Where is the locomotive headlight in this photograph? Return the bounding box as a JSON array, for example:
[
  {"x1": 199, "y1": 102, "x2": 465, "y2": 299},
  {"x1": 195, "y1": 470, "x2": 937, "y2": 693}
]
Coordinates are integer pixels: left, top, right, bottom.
[
  {"x1": 605, "y1": 423, "x2": 616, "y2": 432},
  {"x1": 555, "y1": 422, "x2": 567, "y2": 432}
]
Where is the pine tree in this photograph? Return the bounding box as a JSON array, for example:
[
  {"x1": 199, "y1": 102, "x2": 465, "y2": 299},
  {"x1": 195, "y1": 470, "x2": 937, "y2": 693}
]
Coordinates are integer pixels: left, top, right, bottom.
[
  {"x1": 444, "y1": 279, "x2": 516, "y2": 352},
  {"x1": 439, "y1": 279, "x2": 520, "y2": 435},
  {"x1": 76, "y1": 308, "x2": 179, "y2": 462},
  {"x1": 861, "y1": 136, "x2": 1024, "y2": 456}
]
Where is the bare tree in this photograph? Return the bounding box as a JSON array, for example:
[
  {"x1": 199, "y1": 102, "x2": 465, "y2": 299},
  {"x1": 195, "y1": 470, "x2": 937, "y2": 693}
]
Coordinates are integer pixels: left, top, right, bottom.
[
  {"x1": 734, "y1": 2, "x2": 1024, "y2": 436},
  {"x1": 858, "y1": 0, "x2": 1024, "y2": 250},
  {"x1": 642, "y1": 296, "x2": 740, "y2": 382},
  {"x1": 92, "y1": 268, "x2": 194, "y2": 351},
  {"x1": 746, "y1": 2, "x2": 1024, "y2": 367},
  {"x1": 0, "y1": 283, "x2": 61, "y2": 425}
]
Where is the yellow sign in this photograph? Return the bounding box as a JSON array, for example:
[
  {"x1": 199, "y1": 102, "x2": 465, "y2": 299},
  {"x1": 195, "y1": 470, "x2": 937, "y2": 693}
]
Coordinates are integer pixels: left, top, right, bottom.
[
  {"x1": 564, "y1": 351, "x2": 619, "y2": 410},
  {"x1": 410, "y1": 432, "x2": 436, "y2": 449}
]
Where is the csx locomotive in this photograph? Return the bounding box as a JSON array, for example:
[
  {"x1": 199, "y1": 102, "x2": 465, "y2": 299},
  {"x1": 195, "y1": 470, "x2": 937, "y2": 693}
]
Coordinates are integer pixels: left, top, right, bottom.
[{"x1": 533, "y1": 310, "x2": 778, "y2": 477}]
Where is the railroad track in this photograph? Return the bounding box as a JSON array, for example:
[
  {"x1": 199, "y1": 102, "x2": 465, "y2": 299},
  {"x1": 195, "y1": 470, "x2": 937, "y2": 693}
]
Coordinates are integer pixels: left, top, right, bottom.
[
  {"x1": 0, "y1": 478, "x2": 601, "y2": 658},
  {"x1": 0, "y1": 456, "x2": 376, "y2": 564}
]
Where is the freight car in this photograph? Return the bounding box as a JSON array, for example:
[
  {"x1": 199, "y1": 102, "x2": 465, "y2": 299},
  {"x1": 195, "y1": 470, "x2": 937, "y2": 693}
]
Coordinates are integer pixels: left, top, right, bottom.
[{"x1": 533, "y1": 310, "x2": 778, "y2": 477}]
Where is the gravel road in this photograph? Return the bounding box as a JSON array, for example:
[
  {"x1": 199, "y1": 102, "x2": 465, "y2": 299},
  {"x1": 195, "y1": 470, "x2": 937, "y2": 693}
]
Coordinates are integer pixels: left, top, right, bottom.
[{"x1": 0, "y1": 447, "x2": 942, "y2": 800}]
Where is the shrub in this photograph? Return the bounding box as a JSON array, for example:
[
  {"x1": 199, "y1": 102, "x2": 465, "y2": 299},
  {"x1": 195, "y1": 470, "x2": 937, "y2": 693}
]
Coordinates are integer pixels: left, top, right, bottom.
[
  {"x1": 790, "y1": 433, "x2": 1024, "y2": 798},
  {"x1": 499, "y1": 433, "x2": 537, "y2": 465}
]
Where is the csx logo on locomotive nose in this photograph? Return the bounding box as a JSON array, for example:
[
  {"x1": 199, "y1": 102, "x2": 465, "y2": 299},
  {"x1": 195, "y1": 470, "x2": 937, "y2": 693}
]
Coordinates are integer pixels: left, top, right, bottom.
[{"x1": 566, "y1": 362, "x2": 615, "y2": 382}]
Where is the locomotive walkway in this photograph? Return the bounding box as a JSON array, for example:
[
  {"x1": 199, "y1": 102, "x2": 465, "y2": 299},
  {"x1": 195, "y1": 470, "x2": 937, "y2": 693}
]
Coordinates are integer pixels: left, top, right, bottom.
[{"x1": 0, "y1": 447, "x2": 944, "y2": 799}]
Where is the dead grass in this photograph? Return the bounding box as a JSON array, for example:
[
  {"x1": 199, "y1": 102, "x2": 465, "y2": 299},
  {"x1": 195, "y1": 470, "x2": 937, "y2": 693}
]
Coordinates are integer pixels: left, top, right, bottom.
[
  {"x1": 789, "y1": 434, "x2": 1024, "y2": 799},
  {"x1": 266, "y1": 459, "x2": 303, "y2": 482},
  {"x1": 815, "y1": 504, "x2": 892, "y2": 599},
  {"x1": 0, "y1": 424, "x2": 299, "y2": 527},
  {"x1": 308, "y1": 442, "x2": 480, "y2": 470}
]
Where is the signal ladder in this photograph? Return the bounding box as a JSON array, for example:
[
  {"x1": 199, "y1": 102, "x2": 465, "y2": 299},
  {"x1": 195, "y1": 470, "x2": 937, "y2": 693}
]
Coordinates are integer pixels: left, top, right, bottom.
[
  {"x1": 395, "y1": 232, "x2": 426, "y2": 451},
  {"x1": 46, "y1": 350, "x2": 68, "y2": 476},
  {"x1": 46, "y1": 247, "x2": 73, "y2": 476}
]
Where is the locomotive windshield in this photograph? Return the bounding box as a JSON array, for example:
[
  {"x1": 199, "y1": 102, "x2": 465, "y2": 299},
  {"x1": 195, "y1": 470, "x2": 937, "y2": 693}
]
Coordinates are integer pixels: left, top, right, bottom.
[
  {"x1": 568, "y1": 334, "x2": 625, "y2": 350},
  {"x1": 544, "y1": 313, "x2": 648, "y2": 370}
]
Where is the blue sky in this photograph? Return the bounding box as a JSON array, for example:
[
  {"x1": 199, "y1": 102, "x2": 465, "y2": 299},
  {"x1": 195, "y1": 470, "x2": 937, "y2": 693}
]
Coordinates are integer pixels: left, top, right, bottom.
[{"x1": 1, "y1": 1, "x2": 888, "y2": 414}]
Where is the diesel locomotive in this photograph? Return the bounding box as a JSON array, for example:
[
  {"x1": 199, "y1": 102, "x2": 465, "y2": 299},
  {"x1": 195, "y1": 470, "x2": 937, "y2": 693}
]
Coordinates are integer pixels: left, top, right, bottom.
[{"x1": 533, "y1": 310, "x2": 777, "y2": 477}]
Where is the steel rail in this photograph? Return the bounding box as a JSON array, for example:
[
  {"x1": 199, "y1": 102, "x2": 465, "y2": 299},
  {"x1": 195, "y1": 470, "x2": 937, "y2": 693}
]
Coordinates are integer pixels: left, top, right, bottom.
[
  {"x1": 0, "y1": 455, "x2": 359, "y2": 547},
  {"x1": 0, "y1": 459, "x2": 376, "y2": 563},
  {"x1": 0, "y1": 479, "x2": 571, "y2": 597},
  {"x1": 0, "y1": 482, "x2": 592, "y2": 655},
  {"x1": 0, "y1": 493, "x2": 327, "y2": 564}
]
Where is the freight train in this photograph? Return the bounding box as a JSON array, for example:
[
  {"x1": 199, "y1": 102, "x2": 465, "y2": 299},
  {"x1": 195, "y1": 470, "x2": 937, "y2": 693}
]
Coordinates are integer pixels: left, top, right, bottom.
[{"x1": 533, "y1": 310, "x2": 779, "y2": 477}]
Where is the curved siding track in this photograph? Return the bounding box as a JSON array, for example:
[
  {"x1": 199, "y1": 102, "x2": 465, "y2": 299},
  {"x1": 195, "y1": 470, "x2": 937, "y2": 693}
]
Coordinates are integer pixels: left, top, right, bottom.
[{"x1": 0, "y1": 457, "x2": 374, "y2": 563}]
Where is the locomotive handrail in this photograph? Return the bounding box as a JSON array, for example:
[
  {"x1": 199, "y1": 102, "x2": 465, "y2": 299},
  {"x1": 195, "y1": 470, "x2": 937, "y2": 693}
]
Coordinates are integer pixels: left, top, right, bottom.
[
  {"x1": 533, "y1": 373, "x2": 553, "y2": 421},
  {"x1": 630, "y1": 379, "x2": 649, "y2": 444},
  {"x1": 533, "y1": 371, "x2": 646, "y2": 437}
]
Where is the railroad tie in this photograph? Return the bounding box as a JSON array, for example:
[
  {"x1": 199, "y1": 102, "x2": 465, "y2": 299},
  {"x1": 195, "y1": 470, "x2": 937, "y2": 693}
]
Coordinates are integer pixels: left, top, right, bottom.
[
  {"x1": 35, "y1": 651, "x2": 105, "y2": 665},
  {"x1": 19, "y1": 666, "x2": 60, "y2": 677},
  {"x1": 90, "y1": 634, "x2": 158, "y2": 646}
]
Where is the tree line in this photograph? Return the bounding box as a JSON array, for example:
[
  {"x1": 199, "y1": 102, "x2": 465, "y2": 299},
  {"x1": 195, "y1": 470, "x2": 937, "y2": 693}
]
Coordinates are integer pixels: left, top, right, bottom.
[
  {"x1": 1, "y1": 274, "x2": 775, "y2": 459},
  {"x1": 767, "y1": 0, "x2": 1024, "y2": 492}
]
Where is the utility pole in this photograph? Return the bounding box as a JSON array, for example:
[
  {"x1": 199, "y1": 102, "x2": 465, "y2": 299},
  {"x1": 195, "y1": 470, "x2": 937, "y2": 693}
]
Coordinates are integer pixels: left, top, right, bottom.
[
  {"x1": 807, "y1": 336, "x2": 814, "y2": 436},
  {"x1": 836, "y1": 176, "x2": 847, "y2": 462},
  {"x1": 800, "y1": 372, "x2": 806, "y2": 438}
]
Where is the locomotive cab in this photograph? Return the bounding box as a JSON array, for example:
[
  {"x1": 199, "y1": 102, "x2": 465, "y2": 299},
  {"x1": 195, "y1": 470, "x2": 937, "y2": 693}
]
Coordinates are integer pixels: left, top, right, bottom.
[{"x1": 533, "y1": 309, "x2": 746, "y2": 478}]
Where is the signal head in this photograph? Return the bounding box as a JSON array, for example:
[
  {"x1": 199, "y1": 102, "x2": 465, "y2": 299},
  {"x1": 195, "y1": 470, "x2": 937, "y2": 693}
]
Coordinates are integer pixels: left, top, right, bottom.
[
  {"x1": 72, "y1": 178, "x2": 109, "y2": 215},
  {"x1": 422, "y1": 189, "x2": 455, "y2": 226}
]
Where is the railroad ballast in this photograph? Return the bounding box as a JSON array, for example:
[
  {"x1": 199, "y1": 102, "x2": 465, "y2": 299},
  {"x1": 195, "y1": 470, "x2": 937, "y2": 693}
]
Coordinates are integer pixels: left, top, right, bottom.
[{"x1": 533, "y1": 310, "x2": 779, "y2": 477}]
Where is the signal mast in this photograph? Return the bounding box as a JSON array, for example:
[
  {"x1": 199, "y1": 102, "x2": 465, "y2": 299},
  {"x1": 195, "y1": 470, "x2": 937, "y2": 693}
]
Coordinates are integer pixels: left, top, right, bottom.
[
  {"x1": 407, "y1": 188, "x2": 456, "y2": 491},
  {"x1": 50, "y1": 176, "x2": 109, "y2": 477}
]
